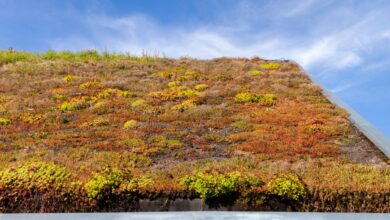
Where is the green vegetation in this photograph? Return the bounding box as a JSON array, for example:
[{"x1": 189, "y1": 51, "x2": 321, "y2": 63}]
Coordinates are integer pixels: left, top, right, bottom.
[
  {"x1": 81, "y1": 118, "x2": 110, "y2": 128},
  {"x1": 19, "y1": 113, "x2": 43, "y2": 124},
  {"x1": 123, "y1": 120, "x2": 139, "y2": 129},
  {"x1": 259, "y1": 62, "x2": 281, "y2": 70},
  {"x1": 0, "y1": 118, "x2": 11, "y2": 126},
  {"x1": 248, "y1": 69, "x2": 264, "y2": 76},
  {"x1": 194, "y1": 83, "x2": 209, "y2": 91},
  {"x1": 0, "y1": 162, "x2": 73, "y2": 189},
  {"x1": 85, "y1": 168, "x2": 126, "y2": 199},
  {"x1": 180, "y1": 171, "x2": 263, "y2": 200},
  {"x1": 63, "y1": 74, "x2": 76, "y2": 82},
  {"x1": 0, "y1": 50, "x2": 388, "y2": 212},
  {"x1": 266, "y1": 173, "x2": 307, "y2": 201},
  {"x1": 60, "y1": 96, "x2": 96, "y2": 112},
  {"x1": 171, "y1": 99, "x2": 196, "y2": 111},
  {"x1": 235, "y1": 93, "x2": 277, "y2": 106}
]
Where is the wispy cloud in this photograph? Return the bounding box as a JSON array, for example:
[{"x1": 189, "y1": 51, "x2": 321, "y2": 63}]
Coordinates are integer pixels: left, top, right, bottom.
[
  {"x1": 50, "y1": 0, "x2": 390, "y2": 74},
  {"x1": 3, "y1": 0, "x2": 389, "y2": 135}
]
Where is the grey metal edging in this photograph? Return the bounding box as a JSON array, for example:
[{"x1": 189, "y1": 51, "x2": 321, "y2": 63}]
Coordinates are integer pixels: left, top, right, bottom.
[
  {"x1": 0, "y1": 212, "x2": 389, "y2": 220},
  {"x1": 293, "y1": 62, "x2": 390, "y2": 159}
]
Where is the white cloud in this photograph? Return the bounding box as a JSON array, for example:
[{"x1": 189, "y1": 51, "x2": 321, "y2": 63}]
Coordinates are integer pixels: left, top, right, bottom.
[
  {"x1": 49, "y1": 0, "x2": 390, "y2": 73},
  {"x1": 330, "y1": 82, "x2": 358, "y2": 93}
]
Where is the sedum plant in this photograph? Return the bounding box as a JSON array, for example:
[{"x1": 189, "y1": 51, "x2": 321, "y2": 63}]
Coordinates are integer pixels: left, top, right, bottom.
[
  {"x1": 266, "y1": 173, "x2": 307, "y2": 201},
  {"x1": 123, "y1": 120, "x2": 139, "y2": 129},
  {"x1": 180, "y1": 171, "x2": 263, "y2": 200},
  {"x1": 0, "y1": 118, "x2": 11, "y2": 126},
  {"x1": 259, "y1": 62, "x2": 281, "y2": 70},
  {"x1": 235, "y1": 93, "x2": 276, "y2": 106}
]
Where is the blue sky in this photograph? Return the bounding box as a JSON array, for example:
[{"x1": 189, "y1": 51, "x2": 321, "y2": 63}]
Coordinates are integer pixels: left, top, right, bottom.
[{"x1": 1, "y1": 0, "x2": 390, "y2": 138}]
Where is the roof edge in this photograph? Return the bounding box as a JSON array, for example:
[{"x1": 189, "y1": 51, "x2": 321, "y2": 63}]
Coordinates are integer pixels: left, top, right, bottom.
[{"x1": 294, "y1": 62, "x2": 390, "y2": 159}]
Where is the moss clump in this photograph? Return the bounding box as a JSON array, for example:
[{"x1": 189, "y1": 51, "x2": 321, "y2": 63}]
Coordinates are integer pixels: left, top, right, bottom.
[
  {"x1": 180, "y1": 171, "x2": 263, "y2": 200},
  {"x1": 235, "y1": 93, "x2": 276, "y2": 106},
  {"x1": 84, "y1": 168, "x2": 127, "y2": 200},
  {"x1": 194, "y1": 84, "x2": 209, "y2": 91},
  {"x1": 266, "y1": 173, "x2": 307, "y2": 201},
  {"x1": 0, "y1": 118, "x2": 11, "y2": 126},
  {"x1": 171, "y1": 99, "x2": 196, "y2": 112},
  {"x1": 0, "y1": 162, "x2": 73, "y2": 189},
  {"x1": 123, "y1": 120, "x2": 139, "y2": 129},
  {"x1": 259, "y1": 62, "x2": 281, "y2": 70},
  {"x1": 248, "y1": 69, "x2": 264, "y2": 76}
]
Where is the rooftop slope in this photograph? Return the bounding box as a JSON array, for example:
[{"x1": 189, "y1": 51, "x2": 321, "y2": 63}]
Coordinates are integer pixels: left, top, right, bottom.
[{"x1": 0, "y1": 50, "x2": 389, "y2": 212}]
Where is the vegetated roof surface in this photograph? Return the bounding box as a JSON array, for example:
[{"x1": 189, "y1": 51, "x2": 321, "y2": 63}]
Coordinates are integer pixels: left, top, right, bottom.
[{"x1": 0, "y1": 50, "x2": 389, "y2": 212}]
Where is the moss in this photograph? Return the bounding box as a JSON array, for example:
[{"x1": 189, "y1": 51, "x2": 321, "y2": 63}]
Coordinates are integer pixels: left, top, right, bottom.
[
  {"x1": 266, "y1": 173, "x2": 307, "y2": 201},
  {"x1": 123, "y1": 120, "x2": 139, "y2": 129},
  {"x1": 259, "y1": 62, "x2": 281, "y2": 70},
  {"x1": 180, "y1": 171, "x2": 264, "y2": 200},
  {"x1": 0, "y1": 118, "x2": 11, "y2": 126}
]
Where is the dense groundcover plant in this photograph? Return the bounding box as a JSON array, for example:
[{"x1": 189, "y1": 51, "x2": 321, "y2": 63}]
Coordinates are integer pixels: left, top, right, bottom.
[
  {"x1": 180, "y1": 171, "x2": 264, "y2": 200},
  {"x1": 0, "y1": 50, "x2": 389, "y2": 212},
  {"x1": 266, "y1": 173, "x2": 307, "y2": 201}
]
